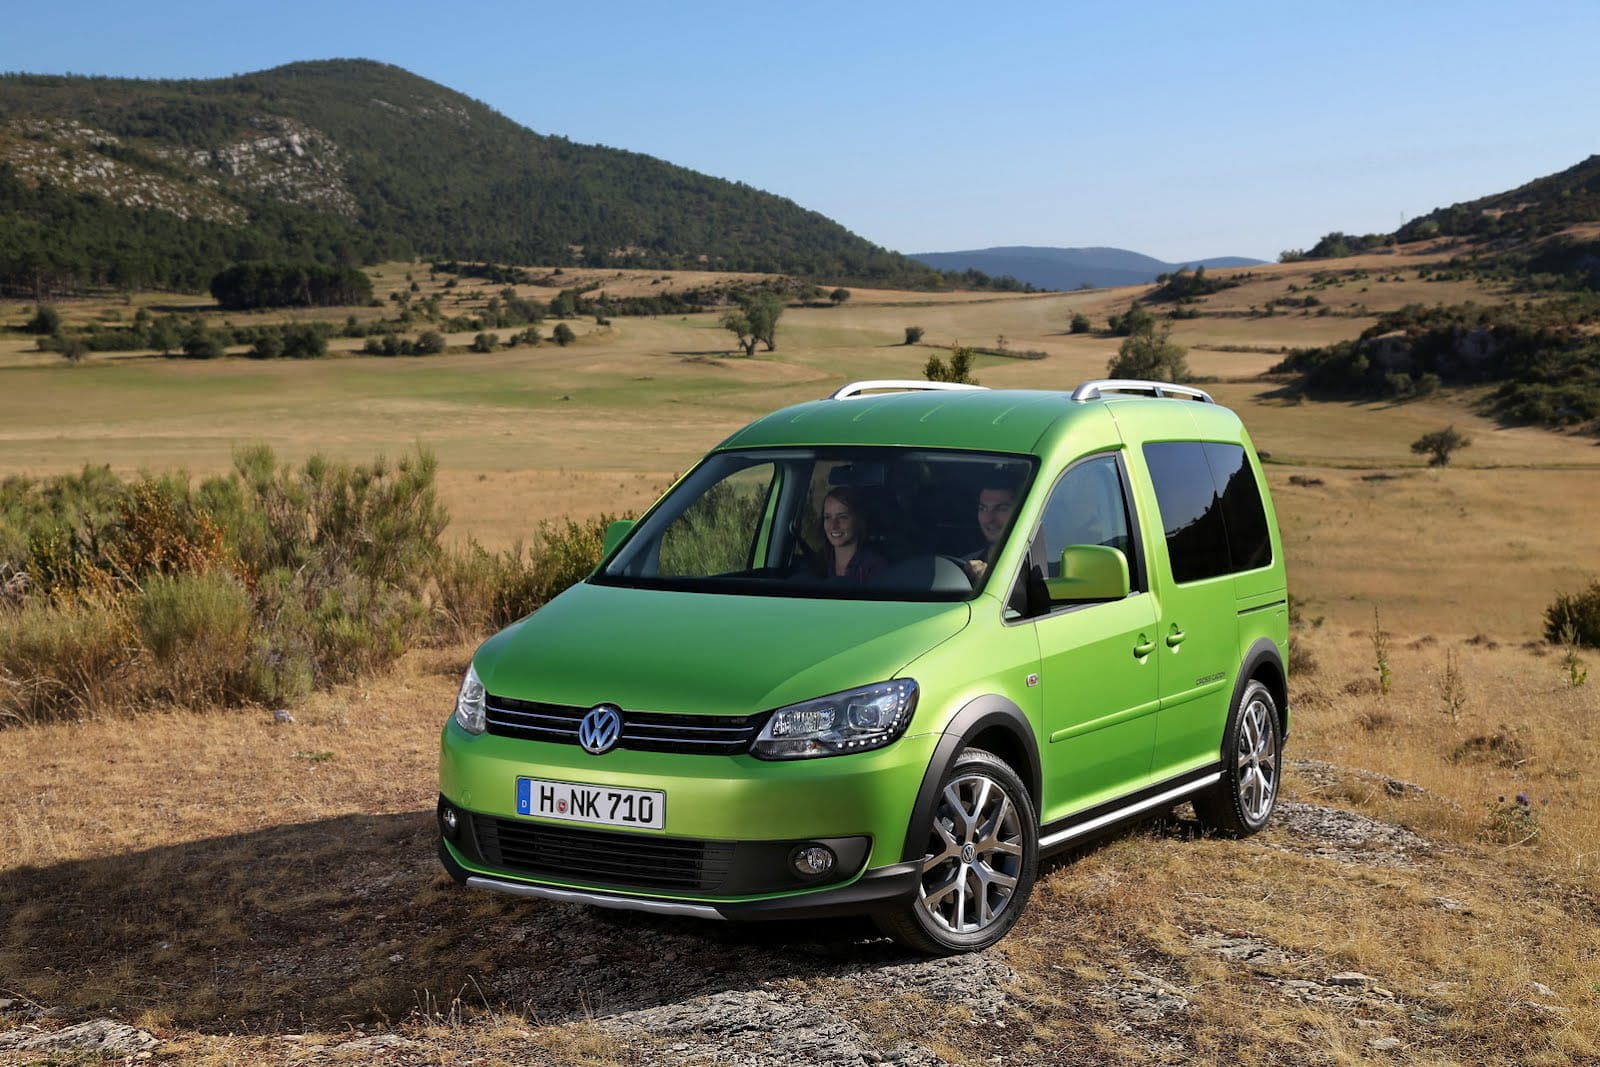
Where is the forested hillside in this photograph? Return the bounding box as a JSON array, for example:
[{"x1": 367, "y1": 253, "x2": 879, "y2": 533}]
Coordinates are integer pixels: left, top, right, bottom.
[{"x1": 0, "y1": 60, "x2": 944, "y2": 295}]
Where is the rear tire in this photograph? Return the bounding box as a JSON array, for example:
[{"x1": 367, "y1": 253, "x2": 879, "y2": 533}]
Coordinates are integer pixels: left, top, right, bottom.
[
  {"x1": 1194, "y1": 678, "x2": 1282, "y2": 837},
  {"x1": 878, "y1": 748, "x2": 1039, "y2": 954}
]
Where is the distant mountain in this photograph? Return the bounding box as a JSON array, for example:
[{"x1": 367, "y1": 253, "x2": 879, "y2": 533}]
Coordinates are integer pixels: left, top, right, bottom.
[
  {"x1": 0, "y1": 59, "x2": 937, "y2": 294},
  {"x1": 908, "y1": 246, "x2": 1266, "y2": 291}
]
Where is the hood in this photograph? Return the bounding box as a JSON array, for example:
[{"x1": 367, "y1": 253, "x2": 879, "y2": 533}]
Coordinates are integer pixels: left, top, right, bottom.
[{"x1": 473, "y1": 582, "x2": 971, "y2": 715}]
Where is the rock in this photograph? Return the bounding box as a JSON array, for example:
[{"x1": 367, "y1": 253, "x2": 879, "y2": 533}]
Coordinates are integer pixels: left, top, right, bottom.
[
  {"x1": 1272, "y1": 802, "x2": 1430, "y2": 866},
  {"x1": 272, "y1": 708, "x2": 295, "y2": 724},
  {"x1": 1432, "y1": 897, "x2": 1469, "y2": 912},
  {"x1": 333, "y1": 1033, "x2": 419, "y2": 1052},
  {"x1": 1328, "y1": 972, "x2": 1375, "y2": 987},
  {"x1": 1369, "y1": 1036, "x2": 1403, "y2": 1051},
  {"x1": 1193, "y1": 932, "x2": 1296, "y2": 967},
  {"x1": 5, "y1": 1019, "x2": 159, "y2": 1054},
  {"x1": 1530, "y1": 981, "x2": 1556, "y2": 998}
]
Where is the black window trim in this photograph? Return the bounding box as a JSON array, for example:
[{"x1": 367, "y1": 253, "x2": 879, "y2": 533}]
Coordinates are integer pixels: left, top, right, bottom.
[
  {"x1": 1001, "y1": 449, "x2": 1147, "y2": 627},
  {"x1": 1140, "y1": 438, "x2": 1275, "y2": 586}
]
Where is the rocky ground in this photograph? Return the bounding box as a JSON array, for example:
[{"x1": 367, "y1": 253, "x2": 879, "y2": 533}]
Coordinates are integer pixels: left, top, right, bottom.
[{"x1": 2, "y1": 759, "x2": 1592, "y2": 1065}]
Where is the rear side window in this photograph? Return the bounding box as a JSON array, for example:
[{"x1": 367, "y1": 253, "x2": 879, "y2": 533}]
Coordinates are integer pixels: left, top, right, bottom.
[{"x1": 1142, "y1": 442, "x2": 1271, "y2": 583}]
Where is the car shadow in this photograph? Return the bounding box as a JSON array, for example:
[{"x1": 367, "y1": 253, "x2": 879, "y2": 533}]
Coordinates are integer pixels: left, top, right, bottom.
[{"x1": 0, "y1": 810, "x2": 914, "y2": 1032}]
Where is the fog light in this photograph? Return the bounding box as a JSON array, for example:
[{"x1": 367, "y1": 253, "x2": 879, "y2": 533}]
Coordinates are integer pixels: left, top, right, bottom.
[
  {"x1": 791, "y1": 845, "x2": 836, "y2": 877},
  {"x1": 440, "y1": 804, "x2": 460, "y2": 839}
]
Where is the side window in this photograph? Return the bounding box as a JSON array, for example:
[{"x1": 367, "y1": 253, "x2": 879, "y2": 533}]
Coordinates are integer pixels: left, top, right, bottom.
[
  {"x1": 1205, "y1": 443, "x2": 1272, "y2": 572},
  {"x1": 1142, "y1": 441, "x2": 1272, "y2": 583},
  {"x1": 657, "y1": 463, "x2": 776, "y2": 577},
  {"x1": 1143, "y1": 442, "x2": 1230, "y2": 583},
  {"x1": 1021, "y1": 454, "x2": 1139, "y2": 612}
]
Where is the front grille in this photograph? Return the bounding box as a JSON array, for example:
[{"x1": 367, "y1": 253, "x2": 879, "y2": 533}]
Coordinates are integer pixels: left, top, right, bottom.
[
  {"x1": 471, "y1": 815, "x2": 735, "y2": 891},
  {"x1": 485, "y1": 694, "x2": 764, "y2": 755}
]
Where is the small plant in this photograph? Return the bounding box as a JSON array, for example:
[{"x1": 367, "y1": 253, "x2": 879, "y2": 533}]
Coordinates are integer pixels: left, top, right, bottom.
[
  {"x1": 1482, "y1": 793, "x2": 1543, "y2": 846},
  {"x1": 904, "y1": 325, "x2": 924, "y2": 345},
  {"x1": 1440, "y1": 647, "x2": 1466, "y2": 722},
  {"x1": 1371, "y1": 606, "x2": 1392, "y2": 696},
  {"x1": 1559, "y1": 622, "x2": 1588, "y2": 687},
  {"x1": 552, "y1": 323, "x2": 576, "y2": 346},
  {"x1": 1069, "y1": 312, "x2": 1091, "y2": 334}
]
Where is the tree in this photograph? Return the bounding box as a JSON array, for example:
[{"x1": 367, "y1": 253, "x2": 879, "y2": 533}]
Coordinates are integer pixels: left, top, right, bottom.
[
  {"x1": 904, "y1": 325, "x2": 925, "y2": 345},
  {"x1": 1107, "y1": 324, "x2": 1190, "y2": 382},
  {"x1": 552, "y1": 323, "x2": 576, "y2": 346},
  {"x1": 1069, "y1": 312, "x2": 1091, "y2": 334},
  {"x1": 471, "y1": 332, "x2": 499, "y2": 353},
  {"x1": 721, "y1": 310, "x2": 758, "y2": 356},
  {"x1": 1108, "y1": 302, "x2": 1156, "y2": 336},
  {"x1": 55, "y1": 334, "x2": 88, "y2": 363},
  {"x1": 249, "y1": 331, "x2": 284, "y2": 359},
  {"x1": 1411, "y1": 426, "x2": 1472, "y2": 467},
  {"x1": 924, "y1": 347, "x2": 977, "y2": 385},
  {"x1": 25, "y1": 306, "x2": 61, "y2": 335},
  {"x1": 740, "y1": 292, "x2": 784, "y2": 351},
  {"x1": 829, "y1": 287, "x2": 851, "y2": 305},
  {"x1": 148, "y1": 316, "x2": 181, "y2": 356},
  {"x1": 181, "y1": 331, "x2": 225, "y2": 360},
  {"x1": 414, "y1": 330, "x2": 446, "y2": 355}
]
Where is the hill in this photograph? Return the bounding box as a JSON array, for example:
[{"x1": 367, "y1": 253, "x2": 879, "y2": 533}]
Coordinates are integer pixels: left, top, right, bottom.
[
  {"x1": 1289, "y1": 154, "x2": 1600, "y2": 285},
  {"x1": 908, "y1": 245, "x2": 1265, "y2": 290},
  {"x1": 0, "y1": 60, "x2": 941, "y2": 295}
]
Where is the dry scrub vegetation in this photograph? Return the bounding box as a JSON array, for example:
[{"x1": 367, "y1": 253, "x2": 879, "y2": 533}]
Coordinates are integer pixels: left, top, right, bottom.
[{"x1": 4, "y1": 253, "x2": 1600, "y2": 1064}]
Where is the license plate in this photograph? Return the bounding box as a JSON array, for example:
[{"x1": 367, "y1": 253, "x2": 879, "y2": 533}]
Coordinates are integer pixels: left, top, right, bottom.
[{"x1": 516, "y1": 777, "x2": 665, "y2": 830}]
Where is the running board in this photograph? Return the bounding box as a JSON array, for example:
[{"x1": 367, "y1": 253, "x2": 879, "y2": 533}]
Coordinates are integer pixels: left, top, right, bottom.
[{"x1": 1038, "y1": 771, "x2": 1222, "y2": 851}]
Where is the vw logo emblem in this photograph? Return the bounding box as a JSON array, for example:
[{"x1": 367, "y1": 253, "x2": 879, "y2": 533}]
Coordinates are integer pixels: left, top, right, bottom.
[{"x1": 578, "y1": 705, "x2": 623, "y2": 755}]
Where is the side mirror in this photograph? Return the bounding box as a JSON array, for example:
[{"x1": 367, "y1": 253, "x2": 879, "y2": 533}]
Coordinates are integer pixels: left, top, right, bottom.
[
  {"x1": 602, "y1": 519, "x2": 635, "y2": 559},
  {"x1": 1044, "y1": 545, "x2": 1130, "y2": 603}
]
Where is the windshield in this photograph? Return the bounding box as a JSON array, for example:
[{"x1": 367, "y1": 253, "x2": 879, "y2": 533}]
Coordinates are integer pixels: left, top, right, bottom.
[{"x1": 596, "y1": 447, "x2": 1036, "y2": 601}]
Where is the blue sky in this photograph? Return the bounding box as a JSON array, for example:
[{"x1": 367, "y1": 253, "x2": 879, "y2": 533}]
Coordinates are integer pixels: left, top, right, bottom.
[{"x1": 7, "y1": 0, "x2": 1598, "y2": 262}]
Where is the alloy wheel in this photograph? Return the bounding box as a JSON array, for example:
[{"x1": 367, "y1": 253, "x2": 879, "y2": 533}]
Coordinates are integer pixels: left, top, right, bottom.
[
  {"x1": 916, "y1": 773, "x2": 1025, "y2": 935},
  {"x1": 1236, "y1": 694, "x2": 1278, "y2": 824}
]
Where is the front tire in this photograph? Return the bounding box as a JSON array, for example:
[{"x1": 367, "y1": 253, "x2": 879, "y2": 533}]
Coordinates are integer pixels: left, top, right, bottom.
[
  {"x1": 878, "y1": 748, "x2": 1039, "y2": 954},
  {"x1": 1195, "y1": 678, "x2": 1282, "y2": 837}
]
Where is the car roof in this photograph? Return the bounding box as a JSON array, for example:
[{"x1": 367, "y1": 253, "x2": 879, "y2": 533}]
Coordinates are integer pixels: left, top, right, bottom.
[{"x1": 715, "y1": 384, "x2": 1240, "y2": 456}]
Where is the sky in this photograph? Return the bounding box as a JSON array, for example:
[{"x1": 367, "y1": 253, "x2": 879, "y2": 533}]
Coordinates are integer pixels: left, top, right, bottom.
[{"x1": 6, "y1": 0, "x2": 1599, "y2": 263}]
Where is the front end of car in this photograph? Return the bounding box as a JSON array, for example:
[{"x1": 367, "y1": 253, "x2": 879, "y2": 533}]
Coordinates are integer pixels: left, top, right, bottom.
[{"x1": 437, "y1": 585, "x2": 970, "y2": 920}]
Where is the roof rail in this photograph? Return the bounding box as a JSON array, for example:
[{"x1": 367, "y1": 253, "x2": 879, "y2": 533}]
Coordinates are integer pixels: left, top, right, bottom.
[
  {"x1": 1070, "y1": 379, "x2": 1215, "y2": 404},
  {"x1": 828, "y1": 380, "x2": 989, "y2": 400}
]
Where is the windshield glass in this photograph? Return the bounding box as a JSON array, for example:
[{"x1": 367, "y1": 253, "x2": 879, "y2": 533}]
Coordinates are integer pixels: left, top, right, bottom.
[{"x1": 597, "y1": 447, "x2": 1036, "y2": 600}]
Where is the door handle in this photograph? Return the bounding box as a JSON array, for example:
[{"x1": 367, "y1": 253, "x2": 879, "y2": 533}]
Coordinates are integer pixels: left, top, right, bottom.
[
  {"x1": 1133, "y1": 636, "x2": 1155, "y2": 658},
  {"x1": 1166, "y1": 627, "x2": 1187, "y2": 648}
]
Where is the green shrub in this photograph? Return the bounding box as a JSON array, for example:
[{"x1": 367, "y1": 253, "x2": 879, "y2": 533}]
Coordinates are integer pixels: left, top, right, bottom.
[
  {"x1": 1545, "y1": 581, "x2": 1600, "y2": 647},
  {"x1": 1069, "y1": 313, "x2": 1091, "y2": 334},
  {"x1": 0, "y1": 601, "x2": 133, "y2": 723},
  {"x1": 134, "y1": 571, "x2": 253, "y2": 706},
  {"x1": 904, "y1": 326, "x2": 924, "y2": 345},
  {"x1": 435, "y1": 517, "x2": 613, "y2": 639}
]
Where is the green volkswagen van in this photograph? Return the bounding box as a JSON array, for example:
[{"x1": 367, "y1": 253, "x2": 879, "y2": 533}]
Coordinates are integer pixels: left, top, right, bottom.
[{"x1": 438, "y1": 379, "x2": 1289, "y2": 953}]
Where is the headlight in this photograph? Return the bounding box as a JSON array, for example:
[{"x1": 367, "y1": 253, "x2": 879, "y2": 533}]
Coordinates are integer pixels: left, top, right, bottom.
[
  {"x1": 455, "y1": 663, "x2": 486, "y2": 734},
  {"x1": 751, "y1": 679, "x2": 918, "y2": 760}
]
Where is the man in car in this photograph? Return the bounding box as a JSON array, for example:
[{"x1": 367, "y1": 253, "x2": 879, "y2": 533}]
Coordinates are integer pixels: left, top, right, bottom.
[{"x1": 963, "y1": 478, "x2": 1018, "y2": 583}]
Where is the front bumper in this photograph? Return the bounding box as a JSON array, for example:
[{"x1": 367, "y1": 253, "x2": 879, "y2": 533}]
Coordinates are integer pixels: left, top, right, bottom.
[
  {"x1": 438, "y1": 836, "x2": 921, "y2": 920},
  {"x1": 437, "y1": 720, "x2": 938, "y2": 917}
]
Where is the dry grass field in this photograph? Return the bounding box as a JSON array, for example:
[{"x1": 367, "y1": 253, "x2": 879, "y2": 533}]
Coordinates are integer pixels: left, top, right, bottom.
[{"x1": 3, "y1": 250, "x2": 1600, "y2": 1064}]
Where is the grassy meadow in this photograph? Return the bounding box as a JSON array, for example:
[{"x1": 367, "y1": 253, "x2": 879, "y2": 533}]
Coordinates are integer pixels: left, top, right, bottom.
[{"x1": 2, "y1": 248, "x2": 1599, "y2": 1064}]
